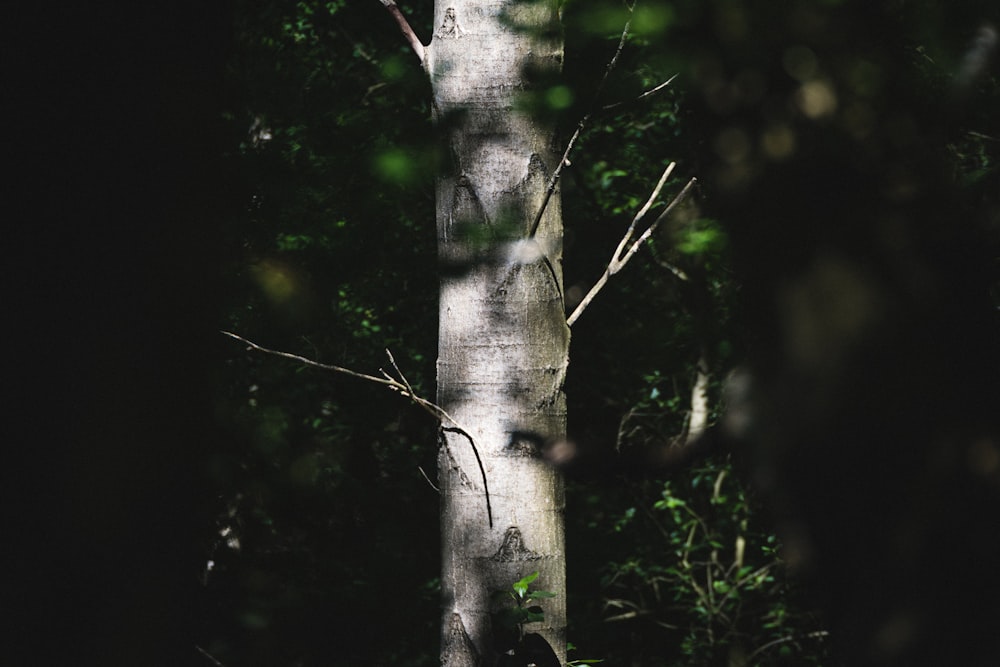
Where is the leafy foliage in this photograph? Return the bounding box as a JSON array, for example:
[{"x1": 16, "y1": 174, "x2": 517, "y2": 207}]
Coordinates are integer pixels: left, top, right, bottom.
[
  {"x1": 491, "y1": 573, "x2": 565, "y2": 667},
  {"x1": 494, "y1": 572, "x2": 558, "y2": 641},
  {"x1": 594, "y1": 459, "x2": 829, "y2": 666}
]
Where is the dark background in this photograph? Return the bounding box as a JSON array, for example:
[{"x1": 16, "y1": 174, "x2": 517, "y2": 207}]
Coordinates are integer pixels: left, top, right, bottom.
[{"x1": 8, "y1": 3, "x2": 231, "y2": 664}]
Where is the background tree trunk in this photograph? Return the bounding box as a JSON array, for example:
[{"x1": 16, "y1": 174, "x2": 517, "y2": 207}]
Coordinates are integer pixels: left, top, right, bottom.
[{"x1": 426, "y1": 2, "x2": 568, "y2": 664}]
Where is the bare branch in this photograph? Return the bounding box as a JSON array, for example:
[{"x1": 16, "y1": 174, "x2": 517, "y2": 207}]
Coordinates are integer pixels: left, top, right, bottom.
[
  {"x1": 222, "y1": 330, "x2": 396, "y2": 387},
  {"x1": 746, "y1": 631, "x2": 831, "y2": 663},
  {"x1": 968, "y1": 129, "x2": 999, "y2": 142},
  {"x1": 222, "y1": 330, "x2": 494, "y2": 527},
  {"x1": 418, "y1": 465, "x2": 440, "y2": 493},
  {"x1": 652, "y1": 255, "x2": 691, "y2": 282},
  {"x1": 602, "y1": 73, "x2": 679, "y2": 111},
  {"x1": 567, "y1": 170, "x2": 697, "y2": 326},
  {"x1": 528, "y1": 118, "x2": 587, "y2": 238},
  {"x1": 376, "y1": 0, "x2": 426, "y2": 64},
  {"x1": 566, "y1": 270, "x2": 610, "y2": 329},
  {"x1": 612, "y1": 162, "x2": 676, "y2": 263},
  {"x1": 222, "y1": 329, "x2": 458, "y2": 423},
  {"x1": 383, "y1": 347, "x2": 416, "y2": 397},
  {"x1": 196, "y1": 645, "x2": 225, "y2": 667},
  {"x1": 529, "y1": 10, "x2": 634, "y2": 238},
  {"x1": 620, "y1": 176, "x2": 697, "y2": 268}
]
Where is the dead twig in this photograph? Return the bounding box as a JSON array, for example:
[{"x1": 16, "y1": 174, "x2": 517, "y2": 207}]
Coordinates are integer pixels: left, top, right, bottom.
[
  {"x1": 529, "y1": 8, "x2": 635, "y2": 238},
  {"x1": 222, "y1": 330, "x2": 452, "y2": 420},
  {"x1": 418, "y1": 465, "x2": 440, "y2": 493},
  {"x1": 567, "y1": 168, "x2": 697, "y2": 326},
  {"x1": 746, "y1": 631, "x2": 831, "y2": 663},
  {"x1": 221, "y1": 330, "x2": 493, "y2": 526},
  {"x1": 602, "y1": 73, "x2": 679, "y2": 112},
  {"x1": 196, "y1": 645, "x2": 225, "y2": 666}
]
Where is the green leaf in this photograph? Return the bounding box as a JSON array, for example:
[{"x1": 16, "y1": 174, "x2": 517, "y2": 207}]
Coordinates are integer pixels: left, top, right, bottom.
[{"x1": 513, "y1": 571, "x2": 540, "y2": 598}]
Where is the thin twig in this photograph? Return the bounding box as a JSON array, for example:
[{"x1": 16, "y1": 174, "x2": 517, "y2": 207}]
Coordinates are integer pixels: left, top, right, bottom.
[
  {"x1": 223, "y1": 330, "x2": 447, "y2": 420},
  {"x1": 620, "y1": 176, "x2": 697, "y2": 268},
  {"x1": 221, "y1": 331, "x2": 494, "y2": 526},
  {"x1": 614, "y1": 162, "x2": 677, "y2": 260},
  {"x1": 604, "y1": 608, "x2": 655, "y2": 623},
  {"x1": 223, "y1": 330, "x2": 396, "y2": 388},
  {"x1": 384, "y1": 347, "x2": 416, "y2": 397},
  {"x1": 602, "y1": 73, "x2": 678, "y2": 111},
  {"x1": 528, "y1": 119, "x2": 587, "y2": 239},
  {"x1": 652, "y1": 255, "x2": 690, "y2": 282},
  {"x1": 967, "y1": 130, "x2": 999, "y2": 142},
  {"x1": 418, "y1": 466, "x2": 440, "y2": 493},
  {"x1": 196, "y1": 645, "x2": 225, "y2": 667},
  {"x1": 567, "y1": 169, "x2": 697, "y2": 326},
  {"x1": 528, "y1": 9, "x2": 635, "y2": 238},
  {"x1": 746, "y1": 631, "x2": 830, "y2": 663}
]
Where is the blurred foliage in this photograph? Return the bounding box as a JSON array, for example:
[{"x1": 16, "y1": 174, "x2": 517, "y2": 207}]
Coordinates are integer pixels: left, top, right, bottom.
[
  {"x1": 659, "y1": 1, "x2": 1000, "y2": 665},
  {"x1": 208, "y1": 0, "x2": 998, "y2": 665}
]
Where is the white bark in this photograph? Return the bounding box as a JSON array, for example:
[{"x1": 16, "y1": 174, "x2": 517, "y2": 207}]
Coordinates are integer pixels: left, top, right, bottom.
[{"x1": 426, "y1": 2, "x2": 568, "y2": 664}]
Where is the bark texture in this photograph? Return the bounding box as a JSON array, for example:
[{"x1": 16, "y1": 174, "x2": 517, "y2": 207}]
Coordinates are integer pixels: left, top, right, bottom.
[{"x1": 426, "y1": 2, "x2": 568, "y2": 664}]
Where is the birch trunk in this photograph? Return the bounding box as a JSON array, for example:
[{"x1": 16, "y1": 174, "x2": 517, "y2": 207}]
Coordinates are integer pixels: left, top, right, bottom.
[{"x1": 422, "y1": 2, "x2": 568, "y2": 664}]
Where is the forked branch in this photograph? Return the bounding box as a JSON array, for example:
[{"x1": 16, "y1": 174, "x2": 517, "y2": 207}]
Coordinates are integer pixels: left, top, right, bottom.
[
  {"x1": 221, "y1": 329, "x2": 441, "y2": 411},
  {"x1": 221, "y1": 330, "x2": 493, "y2": 526},
  {"x1": 567, "y1": 168, "x2": 697, "y2": 326}
]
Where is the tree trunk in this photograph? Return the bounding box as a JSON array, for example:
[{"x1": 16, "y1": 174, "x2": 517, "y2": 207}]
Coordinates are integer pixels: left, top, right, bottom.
[{"x1": 424, "y1": 2, "x2": 568, "y2": 665}]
